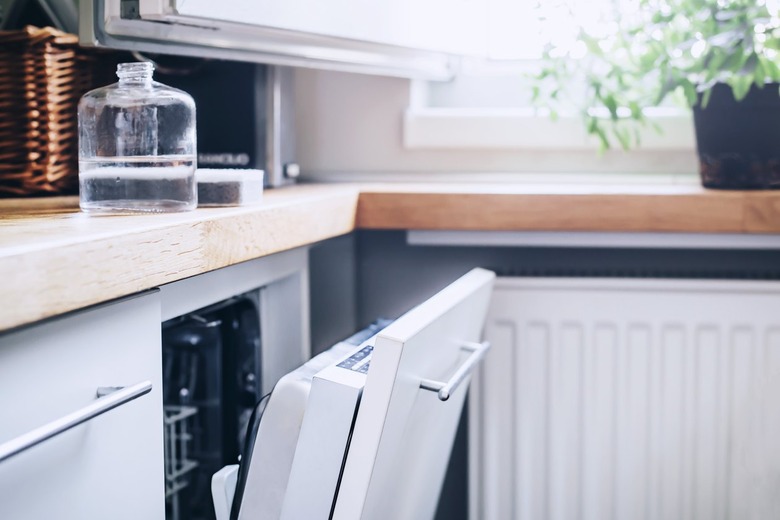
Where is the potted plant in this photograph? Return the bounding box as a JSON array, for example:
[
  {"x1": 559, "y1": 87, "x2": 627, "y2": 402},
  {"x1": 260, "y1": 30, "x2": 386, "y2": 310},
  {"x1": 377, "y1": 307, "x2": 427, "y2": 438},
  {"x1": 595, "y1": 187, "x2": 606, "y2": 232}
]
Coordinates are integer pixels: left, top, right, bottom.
[{"x1": 532, "y1": 0, "x2": 780, "y2": 189}]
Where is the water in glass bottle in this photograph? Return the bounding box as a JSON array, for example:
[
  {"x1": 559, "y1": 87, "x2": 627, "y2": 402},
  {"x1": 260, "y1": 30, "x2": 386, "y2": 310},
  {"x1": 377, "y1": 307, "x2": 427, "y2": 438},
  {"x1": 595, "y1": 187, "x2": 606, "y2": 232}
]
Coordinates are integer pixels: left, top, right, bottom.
[{"x1": 78, "y1": 61, "x2": 197, "y2": 213}]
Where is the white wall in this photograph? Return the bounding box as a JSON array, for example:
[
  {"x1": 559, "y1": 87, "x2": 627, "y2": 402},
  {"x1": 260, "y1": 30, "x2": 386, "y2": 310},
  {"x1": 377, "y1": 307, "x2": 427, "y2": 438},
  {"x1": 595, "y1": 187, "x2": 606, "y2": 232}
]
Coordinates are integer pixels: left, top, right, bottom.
[{"x1": 293, "y1": 69, "x2": 699, "y2": 181}]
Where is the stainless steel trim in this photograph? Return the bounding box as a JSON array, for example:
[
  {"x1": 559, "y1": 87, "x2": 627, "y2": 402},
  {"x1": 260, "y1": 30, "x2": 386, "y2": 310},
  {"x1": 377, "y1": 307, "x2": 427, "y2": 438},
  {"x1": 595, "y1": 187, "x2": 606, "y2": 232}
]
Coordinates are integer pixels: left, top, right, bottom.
[
  {"x1": 81, "y1": 0, "x2": 457, "y2": 80},
  {"x1": 407, "y1": 230, "x2": 780, "y2": 250},
  {"x1": 96, "y1": 386, "x2": 126, "y2": 397},
  {"x1": 420, "y1": 341, "x2": 490, "y2": 401},
  {"x1": 0, "y1": 381, "x2": 153, "y2": 463},
  {"x1": 264, "y1": 66, "x2": 297, "y2": 188}
]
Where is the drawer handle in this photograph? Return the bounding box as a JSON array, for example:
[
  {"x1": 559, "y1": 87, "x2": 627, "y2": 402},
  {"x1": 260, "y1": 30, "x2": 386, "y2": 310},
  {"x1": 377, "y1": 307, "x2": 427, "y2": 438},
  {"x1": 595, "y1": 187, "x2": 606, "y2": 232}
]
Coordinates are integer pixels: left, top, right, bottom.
[
  {"x1": 0, "y1": 381, "x2": 152, "y2": 464},
  {"x1": 420, "y1": 341, "x2": 490, "y2": 401}
]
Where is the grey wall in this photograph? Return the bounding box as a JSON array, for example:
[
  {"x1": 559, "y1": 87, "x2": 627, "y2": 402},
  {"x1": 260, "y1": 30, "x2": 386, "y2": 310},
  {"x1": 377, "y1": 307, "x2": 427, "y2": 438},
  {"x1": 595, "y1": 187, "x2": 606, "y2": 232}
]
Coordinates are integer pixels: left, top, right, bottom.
[
  {"x1": 354, "y1": 231, "x2": 780, "y2": 327},
  {"x1": 293, "y1": 68, "x2": 697, "y2": 180},
  {"x1": 308, "y1": 234, "x2": 359, "y2": 355}
]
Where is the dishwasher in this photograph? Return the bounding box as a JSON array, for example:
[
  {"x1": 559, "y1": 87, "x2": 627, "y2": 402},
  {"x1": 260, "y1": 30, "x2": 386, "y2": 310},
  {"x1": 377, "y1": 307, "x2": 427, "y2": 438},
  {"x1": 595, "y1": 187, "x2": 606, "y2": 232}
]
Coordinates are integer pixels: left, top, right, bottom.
[
  {"x1": 212, "y1": 268, "x2": 495, "y2": 520},
  {"x1": 162, "y1": 293, "x2": 264, "y2": 520}
]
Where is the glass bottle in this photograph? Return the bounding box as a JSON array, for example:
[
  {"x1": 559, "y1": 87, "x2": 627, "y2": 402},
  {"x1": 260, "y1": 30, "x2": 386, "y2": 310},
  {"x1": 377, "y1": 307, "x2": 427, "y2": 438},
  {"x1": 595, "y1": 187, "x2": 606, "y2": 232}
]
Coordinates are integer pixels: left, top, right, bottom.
[{"x1": 78, "y1": 62, "x2": 197, "y2": 212}]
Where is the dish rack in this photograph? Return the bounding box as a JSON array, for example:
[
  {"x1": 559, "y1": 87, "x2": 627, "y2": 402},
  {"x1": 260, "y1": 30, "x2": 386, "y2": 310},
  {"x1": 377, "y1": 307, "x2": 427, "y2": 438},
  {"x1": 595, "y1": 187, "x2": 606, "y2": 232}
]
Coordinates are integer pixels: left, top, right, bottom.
[{"x1": 163, "y1": 405, "x2": 199, "y2": 519}]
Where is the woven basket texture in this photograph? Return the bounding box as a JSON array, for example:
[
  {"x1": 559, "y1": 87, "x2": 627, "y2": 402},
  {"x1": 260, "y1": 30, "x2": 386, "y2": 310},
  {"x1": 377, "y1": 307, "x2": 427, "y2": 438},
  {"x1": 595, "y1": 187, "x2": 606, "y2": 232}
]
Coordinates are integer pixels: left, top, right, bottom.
[{"x1": 0, "y1": 26, "x2": 119, "y2": 197}]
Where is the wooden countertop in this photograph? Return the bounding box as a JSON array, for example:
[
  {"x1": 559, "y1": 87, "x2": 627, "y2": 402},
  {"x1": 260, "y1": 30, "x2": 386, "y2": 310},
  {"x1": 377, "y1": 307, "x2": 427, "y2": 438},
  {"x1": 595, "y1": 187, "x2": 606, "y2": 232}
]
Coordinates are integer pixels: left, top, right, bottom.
[
  {"x1": 357, "y1": 183, "x2": 780, "y2": 233},
  {"x1": 1, "y1": 181, "x2": 779, "y2": 331},
  {"x1": 0, "y1": 184, "x2": 359, "y2": 332}
]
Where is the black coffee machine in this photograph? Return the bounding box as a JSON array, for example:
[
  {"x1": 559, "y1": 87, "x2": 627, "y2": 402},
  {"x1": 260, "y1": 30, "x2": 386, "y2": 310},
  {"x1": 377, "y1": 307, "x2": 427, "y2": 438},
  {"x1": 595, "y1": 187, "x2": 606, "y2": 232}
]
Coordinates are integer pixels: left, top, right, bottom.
[{"x1": 156, "y1": 59, "x2": 298, "y2": 188}]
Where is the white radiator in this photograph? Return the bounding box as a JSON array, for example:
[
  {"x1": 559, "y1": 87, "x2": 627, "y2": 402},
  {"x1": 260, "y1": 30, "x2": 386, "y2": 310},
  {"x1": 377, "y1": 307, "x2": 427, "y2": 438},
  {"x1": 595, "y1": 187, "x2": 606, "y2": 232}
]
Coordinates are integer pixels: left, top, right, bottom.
[{"x1": 469, "y1": 278, "x2": 780, "y2": 520}]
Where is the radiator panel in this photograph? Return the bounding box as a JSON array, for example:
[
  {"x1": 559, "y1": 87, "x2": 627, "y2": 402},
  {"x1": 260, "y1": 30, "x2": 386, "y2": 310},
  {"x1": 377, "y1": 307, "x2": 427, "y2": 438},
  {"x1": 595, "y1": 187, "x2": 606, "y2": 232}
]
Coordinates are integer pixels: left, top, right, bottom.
[{"x1": 470, "y1": 278, "x2": 780, "y2": 520}]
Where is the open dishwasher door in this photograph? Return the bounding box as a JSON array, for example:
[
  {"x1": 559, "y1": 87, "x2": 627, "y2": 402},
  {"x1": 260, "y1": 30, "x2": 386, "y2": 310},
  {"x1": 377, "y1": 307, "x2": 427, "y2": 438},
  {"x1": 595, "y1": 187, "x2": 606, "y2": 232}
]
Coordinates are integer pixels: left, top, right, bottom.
[
  {"x1": 329, "y1": 267, "x2": 495, "y2": 520},
  {"x1": 214, "y1": 267, "x2": 495, "y2": 520}
]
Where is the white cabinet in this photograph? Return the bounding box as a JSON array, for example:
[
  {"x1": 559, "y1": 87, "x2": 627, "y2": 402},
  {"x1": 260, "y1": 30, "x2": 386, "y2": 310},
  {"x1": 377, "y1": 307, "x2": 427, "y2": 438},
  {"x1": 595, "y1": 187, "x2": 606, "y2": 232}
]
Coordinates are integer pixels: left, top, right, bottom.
[
  {"x1": 139, "y1": 0, "x2": 487, "y2": 56},
  {"x1": 0, "y1": 292, "x2": 164, "y2": 520},
  {"x1": 81, "y1": 0, "x2": 488, "y2": 79}
]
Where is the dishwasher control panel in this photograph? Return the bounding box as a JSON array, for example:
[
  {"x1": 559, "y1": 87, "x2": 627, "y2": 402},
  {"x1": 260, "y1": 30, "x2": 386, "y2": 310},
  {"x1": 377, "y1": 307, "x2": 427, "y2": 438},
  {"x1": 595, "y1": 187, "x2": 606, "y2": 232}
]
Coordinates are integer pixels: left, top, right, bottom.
[
  {"x1": 337, "y1": 345, "x2": 373, "y2": 374},
  {"x1": 336, "y1": 318, "x2": 392, "y2": 374}
]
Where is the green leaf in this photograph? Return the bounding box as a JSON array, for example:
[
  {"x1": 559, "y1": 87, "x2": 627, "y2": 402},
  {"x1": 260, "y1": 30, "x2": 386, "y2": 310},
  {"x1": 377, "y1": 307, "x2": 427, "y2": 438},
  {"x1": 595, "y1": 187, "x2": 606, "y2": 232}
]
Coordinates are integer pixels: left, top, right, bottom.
[
  {"x1": 731, "y1": 74, "x2": 753, "y2": 100},
  {"x1": 581, "y1": 33, "x2": 604, "y2": 57},
  {"x1": 603, "y1": 95, "x2": 619, "y2": 120},
  {"x1": 613, "y1": 126, "x2": 632, "y2": 150},
  {"x1": 705, "y1": 48, "x2": 728, "y2": 77},
  {"x1": 680, "y1": 80, "x2": 699, "y2": 107},
  {"x1": 760, "y1": 55, "x2": 780, "y2": 82},
  {"x1": 754, "y1": 57, "x2": 767, "y2": 88},
  {"x1": 655, "y1": 71, "x2": 679, "y2": 105},
  {"x1": 764, "y1": 37, "x2": 780, "y2": 51},
  {"x1": 707, "y1": 30, "x2": 743, "y2": 50},
  {"x1": 587, "y1": 116, "x2": 598, "y2": 134},
  {"x1": 701, "y1": 87, "x2": 714, "y2": 108},
  {"x1": 628, "y1": 101, "x2": 642, "y2": 119},
  {"x1": 741, "y1": 53, "x2": 758, "y2": 75},
  {"x1": 722, "y1": 50, "x2": 751, "y2": 75},
  {"x1": 595, "y1": 127, "x2": 610, "y2": 153}
]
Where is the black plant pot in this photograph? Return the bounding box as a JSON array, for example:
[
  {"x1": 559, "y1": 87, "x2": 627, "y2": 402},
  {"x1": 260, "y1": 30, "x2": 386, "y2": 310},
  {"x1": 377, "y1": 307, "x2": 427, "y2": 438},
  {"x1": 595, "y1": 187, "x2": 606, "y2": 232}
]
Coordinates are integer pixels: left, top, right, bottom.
[{"x1": 693, "y1": 82, "x2": 780, "y2": 189}]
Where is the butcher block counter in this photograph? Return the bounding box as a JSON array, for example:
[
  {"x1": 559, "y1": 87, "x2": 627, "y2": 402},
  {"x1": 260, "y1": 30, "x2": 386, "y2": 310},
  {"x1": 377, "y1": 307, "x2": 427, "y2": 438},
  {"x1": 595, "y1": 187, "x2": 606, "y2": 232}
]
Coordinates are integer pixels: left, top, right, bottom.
[{"x1": 1, "y1": 181, "x2": 779, "y2": 331}]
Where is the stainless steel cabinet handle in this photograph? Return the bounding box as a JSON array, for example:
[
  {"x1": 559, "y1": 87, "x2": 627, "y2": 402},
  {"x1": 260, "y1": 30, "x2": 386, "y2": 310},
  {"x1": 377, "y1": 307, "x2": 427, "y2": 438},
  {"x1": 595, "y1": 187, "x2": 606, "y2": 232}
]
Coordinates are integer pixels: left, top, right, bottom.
[
  {"x1": 420, "y1": 341, "x2": 491, "y2": 401},
  {"x1": 0, "y1": 380, "x2": 152, "y2": 463}
]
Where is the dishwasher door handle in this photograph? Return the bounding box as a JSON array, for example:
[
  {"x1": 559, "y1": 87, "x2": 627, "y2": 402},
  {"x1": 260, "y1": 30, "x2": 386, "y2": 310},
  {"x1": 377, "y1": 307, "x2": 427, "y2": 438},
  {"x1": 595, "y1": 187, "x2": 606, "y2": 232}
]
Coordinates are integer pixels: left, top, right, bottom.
[
  {"x1": 0, "y1": 380, "x2": 152, "y2": 463},
  {"x1": 420, "y1": 341, "x2": 490, "y2": 401}
]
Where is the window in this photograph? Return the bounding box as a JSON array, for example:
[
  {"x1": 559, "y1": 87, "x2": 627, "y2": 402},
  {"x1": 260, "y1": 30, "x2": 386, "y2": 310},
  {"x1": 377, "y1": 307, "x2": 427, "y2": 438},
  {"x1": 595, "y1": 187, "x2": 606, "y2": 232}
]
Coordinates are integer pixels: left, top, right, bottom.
[{"x1": 404, "y1": 0, "x2": 695, "y2": 152}]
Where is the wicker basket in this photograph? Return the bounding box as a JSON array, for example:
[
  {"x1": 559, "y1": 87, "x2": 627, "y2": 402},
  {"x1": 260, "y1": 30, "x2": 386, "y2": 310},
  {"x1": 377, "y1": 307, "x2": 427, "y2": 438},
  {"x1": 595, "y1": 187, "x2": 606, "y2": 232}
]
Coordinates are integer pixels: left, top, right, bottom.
[{"x1": 0, "y1": 26, "x2": 120, "y2": 197}]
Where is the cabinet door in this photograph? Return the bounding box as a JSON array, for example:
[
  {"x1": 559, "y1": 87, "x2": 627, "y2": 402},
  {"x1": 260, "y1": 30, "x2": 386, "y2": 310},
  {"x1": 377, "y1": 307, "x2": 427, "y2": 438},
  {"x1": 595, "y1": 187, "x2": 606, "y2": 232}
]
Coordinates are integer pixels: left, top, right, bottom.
[{"x1": 0, "y1": 292, "x2": 164, "y2": 520}]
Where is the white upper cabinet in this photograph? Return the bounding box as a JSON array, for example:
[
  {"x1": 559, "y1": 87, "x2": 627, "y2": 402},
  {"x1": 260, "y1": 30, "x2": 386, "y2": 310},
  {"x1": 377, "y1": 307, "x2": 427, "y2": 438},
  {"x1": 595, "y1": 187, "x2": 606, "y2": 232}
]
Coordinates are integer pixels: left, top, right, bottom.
[
  {"x1": 143, "y1": 0, "x2": 487, "y2": 56},
  {"x1": 81, "y1": 0, "x2": 488, "y2": 79}
]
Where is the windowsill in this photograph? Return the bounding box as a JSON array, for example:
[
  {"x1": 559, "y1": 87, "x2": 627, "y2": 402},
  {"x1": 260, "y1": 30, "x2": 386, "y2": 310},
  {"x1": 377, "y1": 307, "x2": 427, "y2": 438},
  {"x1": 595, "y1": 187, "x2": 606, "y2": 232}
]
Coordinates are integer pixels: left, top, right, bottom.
[{"x1": 403, "y1": 107, "x2": 696, "y2": 151}]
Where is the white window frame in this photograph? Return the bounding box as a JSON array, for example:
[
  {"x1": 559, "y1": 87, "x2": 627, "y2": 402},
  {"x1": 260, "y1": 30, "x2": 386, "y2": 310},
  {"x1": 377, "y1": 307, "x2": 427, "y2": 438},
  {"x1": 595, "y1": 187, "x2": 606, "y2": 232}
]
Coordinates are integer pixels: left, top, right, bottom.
[{"x1": 403, "y1": 77, "x2": 696, "y2": 152}]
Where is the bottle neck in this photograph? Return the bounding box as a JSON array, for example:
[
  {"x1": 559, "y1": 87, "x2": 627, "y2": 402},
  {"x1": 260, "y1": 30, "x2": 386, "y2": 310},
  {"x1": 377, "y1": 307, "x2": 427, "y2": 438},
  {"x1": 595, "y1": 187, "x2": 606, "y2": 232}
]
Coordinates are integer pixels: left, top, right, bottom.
[{"x1": 116, "y1": 62, "x2": 154, "y2": 87}]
